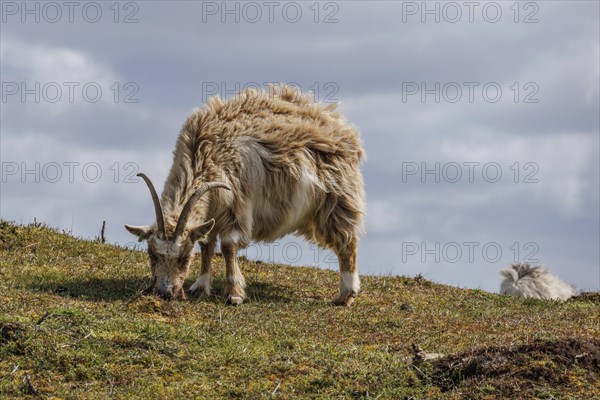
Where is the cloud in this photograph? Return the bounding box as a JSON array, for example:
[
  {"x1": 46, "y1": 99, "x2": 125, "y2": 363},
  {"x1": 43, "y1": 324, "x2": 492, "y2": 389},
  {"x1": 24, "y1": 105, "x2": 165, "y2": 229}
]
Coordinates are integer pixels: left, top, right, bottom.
[
  {"x1": 1, "y1": 1, "x2": 598, "y2": 293},
  {"x1": 2, "y1": 38, "x2": 114, "y2": 82},
  {"x1": 439, "y1": 131, "x2": 599, "y2": 217},
  {"x1": 1, "y1": 131, "x2": 173, "y2": 240},
  {"x1": 1, "y1": 38, "x2": 120, "y2": 113},
  {"x1": 0, "y1": 38, "x2": 189, "y2": 150}
]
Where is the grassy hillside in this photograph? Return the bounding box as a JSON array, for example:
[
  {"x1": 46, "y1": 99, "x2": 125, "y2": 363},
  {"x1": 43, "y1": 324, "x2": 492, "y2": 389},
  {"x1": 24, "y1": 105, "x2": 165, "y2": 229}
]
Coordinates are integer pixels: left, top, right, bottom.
[{"x1": 0, "y1": 221, "x2": 598, "y2": 399}]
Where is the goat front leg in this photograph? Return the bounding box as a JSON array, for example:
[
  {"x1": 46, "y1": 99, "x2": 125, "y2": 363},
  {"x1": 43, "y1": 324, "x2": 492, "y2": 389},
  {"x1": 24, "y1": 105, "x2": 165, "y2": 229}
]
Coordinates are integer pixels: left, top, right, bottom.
[
  {"x1": 221, "y1": 242, "x2": 246, "y2": 305},
  {"x1": 187, "y1": 241, "x2": 215, "y2": 297}
]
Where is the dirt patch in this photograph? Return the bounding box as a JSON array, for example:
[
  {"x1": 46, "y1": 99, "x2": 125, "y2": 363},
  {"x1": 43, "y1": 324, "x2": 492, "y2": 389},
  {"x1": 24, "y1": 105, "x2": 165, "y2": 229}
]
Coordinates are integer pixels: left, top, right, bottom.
[
  {"x1": 420, "y1": 337, "x2": 600, "y2": 398},
  {"x1": 0, "y1": 321, "x2": 26, "y2": 343}
]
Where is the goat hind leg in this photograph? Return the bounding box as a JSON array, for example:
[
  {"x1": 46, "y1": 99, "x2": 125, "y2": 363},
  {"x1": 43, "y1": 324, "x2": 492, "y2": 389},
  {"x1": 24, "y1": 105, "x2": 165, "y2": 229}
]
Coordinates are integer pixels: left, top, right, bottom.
[{"x1": 333, "y1": 241, "x2": 360, "y2": 307}]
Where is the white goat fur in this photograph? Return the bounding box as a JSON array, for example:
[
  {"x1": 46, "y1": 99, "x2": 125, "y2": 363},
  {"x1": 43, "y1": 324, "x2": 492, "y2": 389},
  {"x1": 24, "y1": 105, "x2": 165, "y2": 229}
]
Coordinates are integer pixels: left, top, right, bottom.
[
  {"x1": 500, "y1": 263, "x2": 576, "y2": 301},
  {"x1": 127, "y1": 85, "x2": 365, "y2": 305}
]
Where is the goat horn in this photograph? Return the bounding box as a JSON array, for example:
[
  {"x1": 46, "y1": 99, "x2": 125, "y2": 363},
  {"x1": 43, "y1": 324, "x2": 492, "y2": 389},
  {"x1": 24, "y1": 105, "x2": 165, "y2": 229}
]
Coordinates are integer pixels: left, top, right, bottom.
[
  {"x1": 174, "y1": 182, "x2": 231, "y2": 239},
  {"x1": 137, "y1": 173, "x2": 166, "y2": 237}
]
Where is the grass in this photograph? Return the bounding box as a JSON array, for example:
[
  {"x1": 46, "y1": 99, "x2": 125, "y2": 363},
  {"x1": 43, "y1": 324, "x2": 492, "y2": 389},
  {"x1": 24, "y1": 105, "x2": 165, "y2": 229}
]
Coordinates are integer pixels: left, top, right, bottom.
[{"x1": 0, "y1": 220, "x2": 598, "y2": 399}]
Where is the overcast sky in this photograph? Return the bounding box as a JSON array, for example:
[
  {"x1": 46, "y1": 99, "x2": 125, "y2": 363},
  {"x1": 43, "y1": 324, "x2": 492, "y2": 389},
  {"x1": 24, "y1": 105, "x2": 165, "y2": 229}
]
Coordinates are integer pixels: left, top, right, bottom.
[{"x1": 1, "y1": 1, "x2": 598, "y2": 293}]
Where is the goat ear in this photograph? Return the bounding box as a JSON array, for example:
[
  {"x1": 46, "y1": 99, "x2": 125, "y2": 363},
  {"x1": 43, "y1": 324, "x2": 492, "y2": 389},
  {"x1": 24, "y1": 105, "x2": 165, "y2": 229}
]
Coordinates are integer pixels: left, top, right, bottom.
[
  {"x1": 124, "y1": 225, "x2": 153, "y2": 242},
  {"x1": 189, "y1": 219, "x2": 215, "y2": 242}
]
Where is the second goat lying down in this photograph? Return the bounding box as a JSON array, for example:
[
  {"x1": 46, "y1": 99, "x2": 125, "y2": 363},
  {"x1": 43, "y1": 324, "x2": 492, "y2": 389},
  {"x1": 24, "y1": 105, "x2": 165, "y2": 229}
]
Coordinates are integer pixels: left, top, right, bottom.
[
  {"x1": 125, "y1": 85, "x2": 366, "y2": 306},
  {"x1": 499, "y1": 263, "x2": 576, "y2": 301}
]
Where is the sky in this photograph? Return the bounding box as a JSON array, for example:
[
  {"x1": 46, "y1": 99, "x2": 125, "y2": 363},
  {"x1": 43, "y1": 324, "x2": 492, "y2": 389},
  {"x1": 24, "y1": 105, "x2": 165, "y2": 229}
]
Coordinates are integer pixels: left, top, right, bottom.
[{"x1": 1, "y1": 0, "x2": 598, "y2": 293}]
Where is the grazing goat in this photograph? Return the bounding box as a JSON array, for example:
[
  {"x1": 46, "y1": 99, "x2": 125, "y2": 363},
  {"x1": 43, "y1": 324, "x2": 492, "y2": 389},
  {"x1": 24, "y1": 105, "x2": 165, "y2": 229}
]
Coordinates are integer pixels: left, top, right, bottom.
[
  {"x1": 125, "y1": 85, "x2": 365, "y2": 306},
  {"x1": 499, "y1": 263, "x2": 576, "y2": 301}
]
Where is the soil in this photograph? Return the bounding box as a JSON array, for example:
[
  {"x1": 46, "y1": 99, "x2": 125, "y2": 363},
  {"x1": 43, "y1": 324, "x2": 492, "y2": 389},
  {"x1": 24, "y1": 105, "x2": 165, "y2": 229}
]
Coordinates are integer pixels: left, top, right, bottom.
[{"x1": 422, "y1": 337, "x2": 600, "y2": 398}]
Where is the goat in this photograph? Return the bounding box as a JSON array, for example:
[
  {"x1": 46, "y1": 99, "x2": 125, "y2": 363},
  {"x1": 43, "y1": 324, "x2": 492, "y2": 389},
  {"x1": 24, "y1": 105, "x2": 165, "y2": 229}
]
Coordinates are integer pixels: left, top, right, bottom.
[
  {"x1": 499, "y1": 263, "x2": 576, "y2": 301},
  {"x1": 125, "y1": 85, "x2": 365, "y2": 306}
]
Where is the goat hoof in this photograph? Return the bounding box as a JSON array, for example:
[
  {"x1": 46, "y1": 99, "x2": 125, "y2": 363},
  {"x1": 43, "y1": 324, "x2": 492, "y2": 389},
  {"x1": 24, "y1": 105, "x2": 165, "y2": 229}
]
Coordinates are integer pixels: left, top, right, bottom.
[
  {"x1": 332, "y1": 293, "x2": 356, "y2": 307},
  {"x1": 227, "y1": 296, "x2": 244, "y2": 306}
]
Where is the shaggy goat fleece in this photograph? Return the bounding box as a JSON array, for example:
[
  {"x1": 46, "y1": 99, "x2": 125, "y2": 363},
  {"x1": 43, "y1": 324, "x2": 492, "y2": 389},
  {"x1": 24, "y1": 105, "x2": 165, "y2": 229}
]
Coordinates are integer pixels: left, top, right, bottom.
[
  {"x1": 500, "y1": 263, "x2": 576, "y2": 301},
  {"x1": 126, "y1": 84, "x2": 365, "y2": 304},
  {"x1": 161, "y1": 85, "x2": 365, "y2": 250}
]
